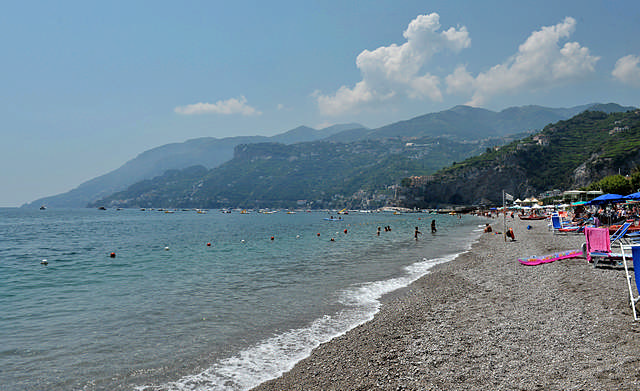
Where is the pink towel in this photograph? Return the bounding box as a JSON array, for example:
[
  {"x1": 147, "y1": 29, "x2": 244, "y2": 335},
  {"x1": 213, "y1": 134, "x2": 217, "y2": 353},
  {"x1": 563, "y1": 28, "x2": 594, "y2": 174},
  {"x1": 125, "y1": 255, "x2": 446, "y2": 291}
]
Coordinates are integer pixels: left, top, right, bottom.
[{"x1": 585, "y1": 227, "x2": 611, "y2": 262}]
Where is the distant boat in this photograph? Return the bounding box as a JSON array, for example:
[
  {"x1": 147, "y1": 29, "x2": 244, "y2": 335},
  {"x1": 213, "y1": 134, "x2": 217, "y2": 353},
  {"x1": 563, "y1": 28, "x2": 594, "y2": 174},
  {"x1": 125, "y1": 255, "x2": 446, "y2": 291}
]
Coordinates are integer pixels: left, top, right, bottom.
[
  {"x1": 98, "y1": 206, "x2": 107, "y2": 210},
  {"x1": 39, "y1": 205, "x2": 46, "y2": 210}
]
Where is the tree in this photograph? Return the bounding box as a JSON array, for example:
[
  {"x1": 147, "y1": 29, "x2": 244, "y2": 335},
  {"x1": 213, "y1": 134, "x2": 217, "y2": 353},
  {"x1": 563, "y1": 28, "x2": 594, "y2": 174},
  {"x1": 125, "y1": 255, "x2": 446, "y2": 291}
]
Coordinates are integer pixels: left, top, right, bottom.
[{"x1": 589, "y1": 174, "x2": 632, "y2": 194}]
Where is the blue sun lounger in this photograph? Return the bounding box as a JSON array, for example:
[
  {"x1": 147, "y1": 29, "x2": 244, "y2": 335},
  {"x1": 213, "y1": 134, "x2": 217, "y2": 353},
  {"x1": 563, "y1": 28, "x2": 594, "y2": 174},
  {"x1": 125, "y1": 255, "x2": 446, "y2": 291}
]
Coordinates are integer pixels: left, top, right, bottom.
[
  {"x1": 610, "y1": 222, "x2": 633, "y2": 244},
  {"x1": 620, "y1": 244, "x2": 640, "y2": 321},
  {"x1": 550, "y1": 215, "x2": 581, "y2": 234}
]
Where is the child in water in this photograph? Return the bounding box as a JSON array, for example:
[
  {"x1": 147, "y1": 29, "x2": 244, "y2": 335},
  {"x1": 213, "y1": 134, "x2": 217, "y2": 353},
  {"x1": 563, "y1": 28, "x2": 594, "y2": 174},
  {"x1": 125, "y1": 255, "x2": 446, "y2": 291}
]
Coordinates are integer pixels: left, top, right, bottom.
[{"x1": 414, "y1": 226, "x2": 422, "y2": 240}]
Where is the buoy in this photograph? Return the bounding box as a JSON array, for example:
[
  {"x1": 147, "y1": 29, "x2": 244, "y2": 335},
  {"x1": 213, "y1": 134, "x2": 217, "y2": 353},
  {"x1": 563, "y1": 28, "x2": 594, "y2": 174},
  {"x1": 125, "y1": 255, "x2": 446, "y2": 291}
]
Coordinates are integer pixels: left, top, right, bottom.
[
  {"x1": 241, "y1": 239, "x2": 245, "y2": 243},
  {"x1": 270, "y1": 236, "x2": 274, "y2": 241},
  {"x1": 109, "y1": 252, "x2": 116, "y2": 258},
  {"x1": 317, "y1": 233, "x2": 320, "y2": 237},
  {"x1": 527, "y1": 225, "x2": 532, "y2": 230},
  {"x1": 296, "y1": 235, "x2": 300, "y2": 238},
  {"x1": 41, "y1": 259, "x2": 48, "y2": 265},
  {"x1": 207, "y1": 242, "x2": 211, "y2": 246},
  {"x1": 344, "y1": 229, "x2": 348, "y2": 234},
  {"x1": 164, "y1": 247, "x2": 170, "y2": 251}
]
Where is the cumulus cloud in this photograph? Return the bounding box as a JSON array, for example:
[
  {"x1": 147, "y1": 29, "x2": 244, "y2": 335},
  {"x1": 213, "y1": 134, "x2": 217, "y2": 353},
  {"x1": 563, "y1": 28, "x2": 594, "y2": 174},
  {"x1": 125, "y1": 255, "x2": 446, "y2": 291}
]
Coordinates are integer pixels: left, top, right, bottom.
[
  {"x1": 612, "y1": 55, "x2": 640, "y2": 87},
  {"x1": 316, "y1": 13, "x2": 470, "y2": 116},
  {"x1": 446, "y1": 17, "x2": 599, "y2": 106},
  {"x1": 175, "y1": 96, "x2": 262, "y2": 116}
]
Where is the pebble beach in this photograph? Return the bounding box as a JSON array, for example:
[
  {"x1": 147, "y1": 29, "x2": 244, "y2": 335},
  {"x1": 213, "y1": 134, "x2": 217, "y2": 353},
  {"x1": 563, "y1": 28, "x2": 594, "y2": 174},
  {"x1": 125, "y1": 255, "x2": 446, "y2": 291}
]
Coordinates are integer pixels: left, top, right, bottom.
[{"x1": 252, "y1": 217, "x2": 640, "y2": 391}]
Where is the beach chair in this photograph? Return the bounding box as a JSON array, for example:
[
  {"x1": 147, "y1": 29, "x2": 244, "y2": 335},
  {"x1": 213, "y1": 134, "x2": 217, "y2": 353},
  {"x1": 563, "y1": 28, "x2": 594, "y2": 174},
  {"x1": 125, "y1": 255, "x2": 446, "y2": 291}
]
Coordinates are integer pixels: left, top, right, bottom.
[
  {"x1": 550, "y1": 215, "x2": 581, "y2": 234},
  {"x1": 584, "y1": 227, "x2": 625, "y2": 268},
  {"x1": 620, "y1": 244, "x2": 640, "y2": 320},
  {"x1": 610, "y1": 222, "x2": 633, "y2": 244}
]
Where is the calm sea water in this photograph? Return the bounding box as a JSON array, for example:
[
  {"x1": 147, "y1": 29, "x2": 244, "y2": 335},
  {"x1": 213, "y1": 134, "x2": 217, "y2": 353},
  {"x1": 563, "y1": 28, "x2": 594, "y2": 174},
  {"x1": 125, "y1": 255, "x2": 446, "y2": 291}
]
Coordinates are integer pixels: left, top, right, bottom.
[{"x1": 0, "y1": 208, "x2": 483, "y2": 391}]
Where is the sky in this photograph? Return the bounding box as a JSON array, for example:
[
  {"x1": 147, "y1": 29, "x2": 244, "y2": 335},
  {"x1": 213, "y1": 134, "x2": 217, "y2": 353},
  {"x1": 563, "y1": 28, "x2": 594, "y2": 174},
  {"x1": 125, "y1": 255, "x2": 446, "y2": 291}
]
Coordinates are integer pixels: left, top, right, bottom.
[{"x1": 2, "y1": 0, "x2": 640, "y2": 207}]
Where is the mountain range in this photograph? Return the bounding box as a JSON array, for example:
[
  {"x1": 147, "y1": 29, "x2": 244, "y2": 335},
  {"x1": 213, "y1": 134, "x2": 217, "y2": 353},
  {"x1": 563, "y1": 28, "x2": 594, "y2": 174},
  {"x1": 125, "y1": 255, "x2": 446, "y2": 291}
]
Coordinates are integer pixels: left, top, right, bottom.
[
  {"x1": 399, "y1": 107, "x2": 640, "y2": 207},
  {"x1": 25, "y1": 103, "x2": 635, "y2": 209}
]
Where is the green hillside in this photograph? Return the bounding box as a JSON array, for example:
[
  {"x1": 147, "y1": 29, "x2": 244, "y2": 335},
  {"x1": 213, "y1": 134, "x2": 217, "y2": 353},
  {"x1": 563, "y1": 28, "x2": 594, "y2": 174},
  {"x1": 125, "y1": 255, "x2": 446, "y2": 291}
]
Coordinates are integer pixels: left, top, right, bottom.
[
  {"x1": 92, "y1": 136, "x2": 507, "y2": 209},
  {"x1": 399, "y1": 109, "x2": 640, "y2": 207}
]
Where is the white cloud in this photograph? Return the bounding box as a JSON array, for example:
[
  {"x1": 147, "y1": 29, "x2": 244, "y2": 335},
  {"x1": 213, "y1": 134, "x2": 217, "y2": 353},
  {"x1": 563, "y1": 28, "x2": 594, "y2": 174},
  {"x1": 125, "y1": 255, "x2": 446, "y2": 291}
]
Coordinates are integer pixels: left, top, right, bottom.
[
  {"x1": 446, "y1": 17, "x2": 600, "y2": 106},
  {"x1": 445, "y1": 65, "x2": 475, "y2": 95},
  {"x1": 316, "y1": 13, "x2": 470, "y2": 116},
  {"x1": 612, "y1": 54, "x2": 640, "y2": 87},
  {"x1": 175, "y1": 96, "x2": 262, "y2": 116}
]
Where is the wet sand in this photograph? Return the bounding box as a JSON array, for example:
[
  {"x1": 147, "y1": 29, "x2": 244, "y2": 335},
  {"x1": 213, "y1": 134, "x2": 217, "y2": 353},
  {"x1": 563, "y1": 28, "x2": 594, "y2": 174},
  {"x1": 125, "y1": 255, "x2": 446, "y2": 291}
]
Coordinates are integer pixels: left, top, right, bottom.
[{"x1": 251, "y1": 217, "x2": 640, "y2": 390}]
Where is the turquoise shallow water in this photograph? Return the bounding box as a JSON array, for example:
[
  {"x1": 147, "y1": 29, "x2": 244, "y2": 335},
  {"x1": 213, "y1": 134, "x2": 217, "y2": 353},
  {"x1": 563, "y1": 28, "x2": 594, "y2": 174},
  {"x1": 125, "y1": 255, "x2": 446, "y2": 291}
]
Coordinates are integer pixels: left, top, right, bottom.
[{"x1": 0, "y1": 208, "x2": 482, "y2": 390}]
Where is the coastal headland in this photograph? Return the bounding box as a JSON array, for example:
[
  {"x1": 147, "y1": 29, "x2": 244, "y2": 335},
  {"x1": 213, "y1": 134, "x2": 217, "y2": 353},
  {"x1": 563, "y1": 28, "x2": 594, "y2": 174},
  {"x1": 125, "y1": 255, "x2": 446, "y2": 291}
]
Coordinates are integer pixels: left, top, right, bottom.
[{"x1": 252, "y1": 217, "x2": 640, "y2": 390}]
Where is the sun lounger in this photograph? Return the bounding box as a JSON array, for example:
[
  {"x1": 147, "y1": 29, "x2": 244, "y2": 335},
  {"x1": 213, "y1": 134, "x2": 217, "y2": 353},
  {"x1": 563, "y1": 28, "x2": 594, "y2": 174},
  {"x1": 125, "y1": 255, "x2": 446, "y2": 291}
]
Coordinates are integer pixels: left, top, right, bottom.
[
  {"x1": 610, "y1": 222, "x2": 633, "y2": 244},
  {"x1": 550, "y1": 215, "x2": 581, "y2": 234},
  {"x1": 584, "y1": 227, "x2": 625, "y2": 267},
  {"x1": 620, "y1": 244, "x2": 640, "y2": 320}
]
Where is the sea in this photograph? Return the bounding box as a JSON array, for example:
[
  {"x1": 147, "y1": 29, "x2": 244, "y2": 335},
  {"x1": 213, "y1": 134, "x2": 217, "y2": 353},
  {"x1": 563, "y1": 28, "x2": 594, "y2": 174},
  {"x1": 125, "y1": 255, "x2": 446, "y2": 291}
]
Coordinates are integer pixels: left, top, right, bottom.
[{"x1": 0, "y1": 208, "x2": 484, "y2": 391}]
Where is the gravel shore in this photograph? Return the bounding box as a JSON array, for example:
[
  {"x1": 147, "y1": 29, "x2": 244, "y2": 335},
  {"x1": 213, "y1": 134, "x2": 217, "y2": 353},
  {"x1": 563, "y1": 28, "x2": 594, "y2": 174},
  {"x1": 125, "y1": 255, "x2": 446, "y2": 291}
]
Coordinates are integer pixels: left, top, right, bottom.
[{"x1": 251, "y1": 217, "x2": 640, "y2": 390}]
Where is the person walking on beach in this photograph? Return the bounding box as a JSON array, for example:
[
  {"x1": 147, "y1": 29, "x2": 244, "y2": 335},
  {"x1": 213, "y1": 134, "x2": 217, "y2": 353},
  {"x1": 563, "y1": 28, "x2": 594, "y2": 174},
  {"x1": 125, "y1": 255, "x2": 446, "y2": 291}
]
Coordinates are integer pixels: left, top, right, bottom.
[
  {"x1": 431, "y1": 219, "x2": 437, "y2": 233},
  {"x1": 414, "y1": 226, "x2": 422, "y2": 240}
]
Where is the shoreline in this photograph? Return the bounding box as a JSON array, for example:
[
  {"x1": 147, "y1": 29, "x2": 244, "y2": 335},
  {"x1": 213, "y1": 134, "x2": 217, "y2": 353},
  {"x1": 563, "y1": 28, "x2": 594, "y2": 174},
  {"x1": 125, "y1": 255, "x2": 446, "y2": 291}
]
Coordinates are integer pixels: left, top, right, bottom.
[{"x1": 251, "y1": 217, "x2": 640, "y2": 390}]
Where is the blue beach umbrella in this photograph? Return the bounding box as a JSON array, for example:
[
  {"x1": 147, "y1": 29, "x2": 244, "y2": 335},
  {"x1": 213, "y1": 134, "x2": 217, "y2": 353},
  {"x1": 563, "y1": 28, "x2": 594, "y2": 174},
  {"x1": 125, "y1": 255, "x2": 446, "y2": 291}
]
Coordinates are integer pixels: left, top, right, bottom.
[
  {"x1": 587, "y1": 193, "x2": 625, "y2": 205},
  {"x1": 625, "y1": 191, "x2": 640, "y2": 200}
]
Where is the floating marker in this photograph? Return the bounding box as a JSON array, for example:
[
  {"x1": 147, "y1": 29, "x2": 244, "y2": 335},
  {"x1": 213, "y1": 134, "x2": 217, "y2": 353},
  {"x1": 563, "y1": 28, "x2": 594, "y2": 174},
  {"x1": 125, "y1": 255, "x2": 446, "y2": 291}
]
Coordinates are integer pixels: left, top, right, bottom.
[
  {"x1": 41, "y1": 259, "x2": 48, "y2": 265},
  {"x1": 207, "y1": 242, "x2": 212, "y2": 246},
  {"x1": 317, "y1": 233, "x2": 321, "y2": 237},
  {"x1": 270, "y1": 236, "x2": 274, "y2": 241},
  {"x1": 110, "y1": 252, "x2": 116, "y2": 258},
  {"x1": 164, "y1": 247, "x2": 170, "y2": 251}
]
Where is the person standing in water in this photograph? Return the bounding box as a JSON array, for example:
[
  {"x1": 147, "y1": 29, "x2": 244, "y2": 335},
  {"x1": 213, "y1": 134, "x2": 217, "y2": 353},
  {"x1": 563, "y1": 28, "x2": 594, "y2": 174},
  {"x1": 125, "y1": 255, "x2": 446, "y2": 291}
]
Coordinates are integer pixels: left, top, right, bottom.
[
  {"x1": 431, "y1": 219, "x2": 437, "y2": 233},
  {"x1": 414, "y1": 226, "x2": 422, "y2": 240}
]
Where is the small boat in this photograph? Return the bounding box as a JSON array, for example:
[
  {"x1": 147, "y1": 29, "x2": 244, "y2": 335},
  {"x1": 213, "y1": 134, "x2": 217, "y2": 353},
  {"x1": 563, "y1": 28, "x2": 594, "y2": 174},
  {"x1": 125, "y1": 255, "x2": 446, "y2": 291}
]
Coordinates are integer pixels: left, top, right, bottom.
[{"x1": 39, "y1": 205, "x2": 46, "y2": 210}]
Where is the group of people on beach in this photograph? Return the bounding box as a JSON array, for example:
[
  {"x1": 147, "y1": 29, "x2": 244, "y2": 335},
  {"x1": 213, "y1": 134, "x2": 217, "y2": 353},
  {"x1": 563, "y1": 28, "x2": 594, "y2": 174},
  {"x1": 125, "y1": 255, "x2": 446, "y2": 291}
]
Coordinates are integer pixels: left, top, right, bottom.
[{"x1": 483, "y1": 222, "x2": 516, "y2": 241}]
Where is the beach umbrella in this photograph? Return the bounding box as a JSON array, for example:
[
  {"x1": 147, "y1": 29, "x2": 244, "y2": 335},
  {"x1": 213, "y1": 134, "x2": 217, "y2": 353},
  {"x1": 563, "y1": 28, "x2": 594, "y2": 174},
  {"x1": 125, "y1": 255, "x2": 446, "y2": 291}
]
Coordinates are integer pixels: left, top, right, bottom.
[
  {"x1": 587, "y1": 193, "x2": 625, "y2": 205},
  {"x1": 625, "y1": 191, "x2": 640, "y2": 200}
]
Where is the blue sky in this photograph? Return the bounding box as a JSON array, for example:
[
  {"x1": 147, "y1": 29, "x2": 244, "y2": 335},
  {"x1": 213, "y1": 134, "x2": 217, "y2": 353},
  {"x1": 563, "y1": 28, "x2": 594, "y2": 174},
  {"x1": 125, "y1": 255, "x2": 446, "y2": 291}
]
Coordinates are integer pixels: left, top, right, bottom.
[{"x1": 2, "y1": 0, "x2": 640, "y2": 206}]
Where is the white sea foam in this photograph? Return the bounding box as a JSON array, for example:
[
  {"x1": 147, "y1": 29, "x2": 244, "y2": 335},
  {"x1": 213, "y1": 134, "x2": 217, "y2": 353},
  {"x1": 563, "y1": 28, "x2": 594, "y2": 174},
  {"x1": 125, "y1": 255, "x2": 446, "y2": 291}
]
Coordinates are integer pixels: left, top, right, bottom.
[{"x1": 135, "y1": 251, "x2": 469, "y2": 391}]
